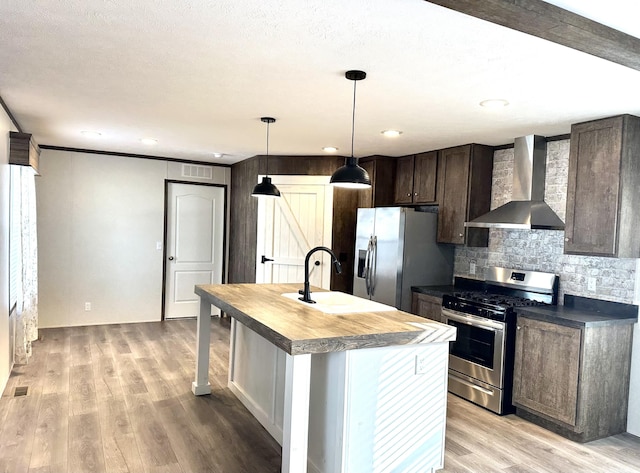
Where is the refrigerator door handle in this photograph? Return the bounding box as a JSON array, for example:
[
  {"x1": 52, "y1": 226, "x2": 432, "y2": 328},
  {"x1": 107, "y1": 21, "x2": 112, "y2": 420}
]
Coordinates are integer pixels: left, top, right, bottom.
[
  {"x1": 370, "y1": 236, "x2": 377, "y2": 296},
  {"x1": 364, "y1": 236, "x2": 373, "y2": 295}
]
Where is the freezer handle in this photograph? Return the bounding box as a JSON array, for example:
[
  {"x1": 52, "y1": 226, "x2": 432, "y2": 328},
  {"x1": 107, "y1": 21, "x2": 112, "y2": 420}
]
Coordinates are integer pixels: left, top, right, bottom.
[
  {"x1": 364, "y1": 236, "x2": 373, "y2": 295},
  {"x1": 369, "y1": 236, "x2": 377, "y2": 296}
]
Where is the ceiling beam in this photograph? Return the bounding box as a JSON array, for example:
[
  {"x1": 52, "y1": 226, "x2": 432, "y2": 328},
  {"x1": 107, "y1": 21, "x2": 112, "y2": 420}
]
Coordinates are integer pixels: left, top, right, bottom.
[{"x1": 424, "y1": 0, "x2": 640, "y2": 71}]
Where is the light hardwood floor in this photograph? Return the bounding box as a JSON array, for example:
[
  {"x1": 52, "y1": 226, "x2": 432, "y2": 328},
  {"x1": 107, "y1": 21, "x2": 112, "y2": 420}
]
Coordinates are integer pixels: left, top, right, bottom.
[{"x1": 1, "y1": 318, "x2": 639, "y2": 473}]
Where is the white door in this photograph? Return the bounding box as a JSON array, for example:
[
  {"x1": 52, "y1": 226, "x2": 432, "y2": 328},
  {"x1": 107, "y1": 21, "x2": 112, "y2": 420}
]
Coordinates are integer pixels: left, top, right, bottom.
[
  {"x1": 165, "y1": 183, "x2": 225, "y2": 318},
  {"x1": 256, "y1": 176, "x2": 333, "y2": 288}
]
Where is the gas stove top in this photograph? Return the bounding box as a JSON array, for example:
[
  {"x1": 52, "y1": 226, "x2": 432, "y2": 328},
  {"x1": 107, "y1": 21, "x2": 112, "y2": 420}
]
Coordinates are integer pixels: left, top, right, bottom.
[
  {"x1": 451, "y1": 291, "x2": 549, "y2": 308},
  {"x1": 442, "y1": 267, "x2": 558, "y2": 322}
]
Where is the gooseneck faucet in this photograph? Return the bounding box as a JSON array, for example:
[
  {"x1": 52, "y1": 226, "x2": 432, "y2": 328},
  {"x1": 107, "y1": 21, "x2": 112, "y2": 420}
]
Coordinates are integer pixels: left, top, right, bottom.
[{"x1": 299, "y1": 246, "x2": 342, "y2": 303}]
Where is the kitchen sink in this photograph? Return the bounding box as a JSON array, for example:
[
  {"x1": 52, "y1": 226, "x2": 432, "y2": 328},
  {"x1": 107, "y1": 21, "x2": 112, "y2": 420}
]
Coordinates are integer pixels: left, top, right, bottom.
[{"x1": 281, "y1": 291, "x2": 396, "y2": 314}]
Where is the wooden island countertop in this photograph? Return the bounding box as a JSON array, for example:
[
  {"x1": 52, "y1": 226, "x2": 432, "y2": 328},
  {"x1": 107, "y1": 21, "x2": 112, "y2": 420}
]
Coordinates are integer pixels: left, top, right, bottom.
[{"x1": 194, "y1": 283, "x2": 456, "y2": 355}]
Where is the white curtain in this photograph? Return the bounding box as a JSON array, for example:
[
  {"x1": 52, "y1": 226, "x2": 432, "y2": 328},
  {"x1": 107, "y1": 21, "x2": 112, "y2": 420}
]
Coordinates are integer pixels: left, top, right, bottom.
[{"x1": 14, "y1": 166, "x2": 38, "y2": 364}]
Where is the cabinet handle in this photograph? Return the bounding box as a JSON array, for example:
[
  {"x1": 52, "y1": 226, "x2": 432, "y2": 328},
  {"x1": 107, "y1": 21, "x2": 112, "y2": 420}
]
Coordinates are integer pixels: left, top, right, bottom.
[
  {"x1": 517, "y1": 326, "x2": 521, "y2": 330},
  {"x1": 564, "y1": 237, "x2": 570, "y2": 242},
  {"x1": 459, "y1": 233, "x2": 463, "y2": 237},
  {"x1": 407, "y1": 193, "x2": 411, "y2": 197},
  {"x1": 414, "y1": 192, "x2": 418, "y2": 196}
]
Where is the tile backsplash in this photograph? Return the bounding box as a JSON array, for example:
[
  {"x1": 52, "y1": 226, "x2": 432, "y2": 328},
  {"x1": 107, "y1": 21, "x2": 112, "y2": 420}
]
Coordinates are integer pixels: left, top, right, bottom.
[{"x1": 454, "y1": 139, "x2": 637, "y2": 304}]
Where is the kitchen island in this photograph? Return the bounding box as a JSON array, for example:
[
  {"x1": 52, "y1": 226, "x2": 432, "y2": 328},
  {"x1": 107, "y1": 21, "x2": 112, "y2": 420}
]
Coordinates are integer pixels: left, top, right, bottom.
[{"x1": 193, "y1": 283, "x2": 456, "y2": 473}]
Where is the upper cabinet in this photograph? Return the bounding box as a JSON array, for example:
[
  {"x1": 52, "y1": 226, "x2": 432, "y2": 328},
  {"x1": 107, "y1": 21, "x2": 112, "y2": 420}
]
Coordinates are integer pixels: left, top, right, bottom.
[
  {"x1": 437, "y1": 144, "x2": 493, "y2": 246},
  {"x1": 357, "y1": 156, "x2": 395, "y2": 209},
  {"x1": 394, "y1": 151, "x2": 438, "y2": 205},
  {"x1": 564, "y1": 114, "x2": 640, "y2": 257}
]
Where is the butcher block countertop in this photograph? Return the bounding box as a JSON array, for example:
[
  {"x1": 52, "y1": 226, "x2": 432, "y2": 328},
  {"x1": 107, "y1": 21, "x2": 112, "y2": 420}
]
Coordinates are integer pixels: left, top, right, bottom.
[{"x1": 195, "y1": 283, "x2": 456, "y2": 356}]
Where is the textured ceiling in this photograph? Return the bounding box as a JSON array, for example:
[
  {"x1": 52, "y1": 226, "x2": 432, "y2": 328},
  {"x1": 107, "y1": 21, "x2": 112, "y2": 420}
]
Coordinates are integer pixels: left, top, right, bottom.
[{"x1": 1, "y1": 0, "x2": 640, "y2": 164}]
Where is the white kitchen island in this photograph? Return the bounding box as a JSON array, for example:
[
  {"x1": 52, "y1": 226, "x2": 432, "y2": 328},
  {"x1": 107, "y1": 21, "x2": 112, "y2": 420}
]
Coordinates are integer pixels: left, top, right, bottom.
[{"x1": 192, "y1": 283, "x2": 456, "y2": 473}]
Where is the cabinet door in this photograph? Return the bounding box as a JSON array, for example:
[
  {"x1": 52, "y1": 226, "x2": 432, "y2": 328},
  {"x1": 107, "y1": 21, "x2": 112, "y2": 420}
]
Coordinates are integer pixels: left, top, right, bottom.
[
  {"x1": 413, "y1": 151, "x2": 438, "y2": 204},
  {"x1": 513, "y1": 317, "x2": 581, "y2": 426},
  {"x1": 565, "y1": 116, "x2": 623, "y2": 256},
  {"x1": 437, "y1": 146, "x2": 470, "y2": 245},
  {"x1": 411, "y1": 293, "x2": 442, "y2": 322},
  {"x1": 394, "y1": 155, "x2": 415, "y2": 204}
]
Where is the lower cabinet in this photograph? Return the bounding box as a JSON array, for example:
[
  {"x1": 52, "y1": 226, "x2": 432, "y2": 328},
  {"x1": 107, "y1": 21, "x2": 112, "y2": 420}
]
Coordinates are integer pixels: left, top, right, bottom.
[
  {"x1": 411, "y1": 292, "x2": 443, "y2": 323},
  {"x1": 513, "y1": 315, "x2": 633, "y2": 442}
]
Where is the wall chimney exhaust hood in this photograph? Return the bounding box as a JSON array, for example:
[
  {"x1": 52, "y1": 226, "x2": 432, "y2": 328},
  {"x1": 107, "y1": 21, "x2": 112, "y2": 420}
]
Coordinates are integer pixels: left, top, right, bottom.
[{"x1": 465, "y1": 135, "x2": 565, "y2": 230}]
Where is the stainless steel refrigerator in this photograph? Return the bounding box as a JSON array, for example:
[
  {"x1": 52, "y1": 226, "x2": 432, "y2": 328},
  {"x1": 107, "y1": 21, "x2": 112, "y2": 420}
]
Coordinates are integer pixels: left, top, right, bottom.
[{"x1": 353, "y1": 207, "x2": 454, "y2": 312}]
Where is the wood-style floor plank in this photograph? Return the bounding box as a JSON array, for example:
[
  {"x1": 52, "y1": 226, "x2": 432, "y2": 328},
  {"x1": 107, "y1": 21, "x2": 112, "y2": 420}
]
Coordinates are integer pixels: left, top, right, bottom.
[
  {"x1": 68, "y1": 412, "x2": 106, "y2": 473},
  {"x1": 29, "y1": 393, "x2": 69, "y2": 473},
  {"x1": 0, "y1": 395, "x2": 40, "y2": 473},
  {"x1": 98, "y1": 397, "x2": 144, "y2": 473},
  {"x1": 124, "y1": 393, "x2": 181, "y2": 472},
  {"x1": 0, "y1": 318, "x2": 639, "y2": 473},
  {"x1": 69, "y1": 365, "x2": 98, "y2": 416}
]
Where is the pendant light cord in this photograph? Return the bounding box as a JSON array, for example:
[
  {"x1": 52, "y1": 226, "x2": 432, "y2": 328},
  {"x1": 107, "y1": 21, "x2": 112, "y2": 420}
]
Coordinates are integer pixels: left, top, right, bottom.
[
  {"x1": 265, "y1": 120, "x2": 270, "y2": 177},
  {"x1": 351, "y1": 79, "x2": 357, "y2": 159}
]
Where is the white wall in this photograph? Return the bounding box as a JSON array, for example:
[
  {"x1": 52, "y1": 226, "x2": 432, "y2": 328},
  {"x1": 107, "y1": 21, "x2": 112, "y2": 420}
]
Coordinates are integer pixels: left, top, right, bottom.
[
  {"x1": 0, "y1": 107, "x2": 16, "y2": 392},
  {"x1": 37, "y1": 150, "x2": 230, "y2": 328}
]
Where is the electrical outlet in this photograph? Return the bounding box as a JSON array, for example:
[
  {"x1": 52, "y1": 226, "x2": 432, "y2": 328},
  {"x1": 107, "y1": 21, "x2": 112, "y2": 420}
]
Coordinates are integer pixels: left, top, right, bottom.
[
  {"x1": 85, "y1": 302, "x2": 92, "y2": 311},
  {"x1": 588, "y1": 277, "x2": 597, "y2": 292},
  {"x1": 469, "y1": 262, "x2": 476, "y2": 275},
  {"x1": 415, "y1": 354, "x2": 428, "y2": 375}
]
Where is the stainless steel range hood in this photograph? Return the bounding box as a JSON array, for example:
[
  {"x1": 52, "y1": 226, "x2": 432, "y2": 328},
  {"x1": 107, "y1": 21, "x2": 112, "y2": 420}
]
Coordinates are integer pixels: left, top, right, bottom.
[{"x1": 465, "y1": 135, "x2": 565, "y2": 230}]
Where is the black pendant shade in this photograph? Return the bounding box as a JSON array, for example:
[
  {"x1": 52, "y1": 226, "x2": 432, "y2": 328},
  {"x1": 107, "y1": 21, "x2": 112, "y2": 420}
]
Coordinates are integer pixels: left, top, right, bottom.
[
  {"x1": 330, "y1": 70, "x2": 371, "y2": 189},
  {"x1": 252, "y1": 117, "x2": 281, "y2": 198},
  {"x1": 329, "y1": 157, "x2": 371, "y2": 188},
  {"x1": 252, "y1": 176, "x2": 281, "y2": 197}
]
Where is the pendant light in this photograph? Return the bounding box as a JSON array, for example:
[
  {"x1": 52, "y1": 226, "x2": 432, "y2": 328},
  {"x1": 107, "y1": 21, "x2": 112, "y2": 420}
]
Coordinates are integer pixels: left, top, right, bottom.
[
  {"x1": 252, "y1": 117, "x2": 281, "y2": 198},
  {"x1": 330, "y1": 70, "x2": 371, "y2": 189}
]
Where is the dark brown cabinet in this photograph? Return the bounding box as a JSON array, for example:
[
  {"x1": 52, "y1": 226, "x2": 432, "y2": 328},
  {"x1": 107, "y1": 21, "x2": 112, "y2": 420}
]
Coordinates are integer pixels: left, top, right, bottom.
[
  {"x1": 513, "y1": 317, "x2": 581, "y2": 426},
  {"x1": 357, "y1": 156, "x2": 395, "y2": 209},
  {"x1": 436, "y1": 144, "x2": 493, "y2": 246},
  {"x1": 565, "y1": 114, "x2": 640, "y2": 257},
  {"x1": 411, "y1": 292, "x2": 442, "y2": 322},
  {"x1": 513, "y1": 315, "x2": 634, "y2": 442},
  {"x1": 394, "y1": 152, "x2": 438, "y2": 205}
]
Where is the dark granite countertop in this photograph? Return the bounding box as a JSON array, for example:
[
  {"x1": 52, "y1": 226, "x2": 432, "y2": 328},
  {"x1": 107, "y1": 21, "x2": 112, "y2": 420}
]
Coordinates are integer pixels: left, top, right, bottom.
[
  {"x1": 412, "y1": 277, "x2": 485, "y2": 299},
  {"x1": 516, "y1": 294, "x2": 638, "y2": 329},
  {"x1": 411, "y1": 285, "x2": 456, "y2": 298}
]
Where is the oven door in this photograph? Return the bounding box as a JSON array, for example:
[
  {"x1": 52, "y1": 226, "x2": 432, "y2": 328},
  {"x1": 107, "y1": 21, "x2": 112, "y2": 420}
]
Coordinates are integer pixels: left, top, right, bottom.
[{"x1": 442, "y1": 308, "x2": 506, "y2": 389}]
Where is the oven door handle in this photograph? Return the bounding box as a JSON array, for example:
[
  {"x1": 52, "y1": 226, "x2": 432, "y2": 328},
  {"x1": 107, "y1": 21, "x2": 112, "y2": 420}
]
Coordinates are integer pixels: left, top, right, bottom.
[
  {"x1": 449, "y1": 372, "x2": 494, "y2": 395},
  {"x1": 442, "y1": 309, "x2": 504, "y2": 332}
]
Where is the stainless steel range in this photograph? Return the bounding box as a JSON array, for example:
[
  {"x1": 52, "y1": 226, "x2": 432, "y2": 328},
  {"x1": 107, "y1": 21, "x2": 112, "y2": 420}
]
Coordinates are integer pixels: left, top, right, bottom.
[{"x1": 442, "y1": 267, "x2": 558, "y2": 415}]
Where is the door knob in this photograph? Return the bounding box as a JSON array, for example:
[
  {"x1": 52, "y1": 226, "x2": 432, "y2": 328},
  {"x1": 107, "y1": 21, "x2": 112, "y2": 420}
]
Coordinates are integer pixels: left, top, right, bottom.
[{"x1": 168, "y1": 256, "x2": 174, "y2": 260}]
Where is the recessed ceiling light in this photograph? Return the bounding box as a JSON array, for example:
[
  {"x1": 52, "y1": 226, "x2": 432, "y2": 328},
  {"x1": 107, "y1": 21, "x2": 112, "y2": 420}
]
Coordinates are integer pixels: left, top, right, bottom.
[
  {"x1": 81, "y1": 130, "x2": 102, "y2": 138},
  {"x1": 381, "y1": 130, "x2": 402, "y2": 138},
  {"x1": 323, "y1": 147, "x2": 338, "y2": 153},
  {"x1": 141, "y1": 137, "x2": 158, "y2": 145},
  {"x1": 213, "y1": 153, "x2": 223, "y2": 158},
  {"x1": 480, "y1": 99, "x2": 509, "y2": 109}
]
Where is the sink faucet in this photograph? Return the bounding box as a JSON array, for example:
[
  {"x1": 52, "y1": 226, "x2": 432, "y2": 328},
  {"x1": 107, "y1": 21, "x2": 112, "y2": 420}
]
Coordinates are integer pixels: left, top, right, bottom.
[{"x1": 299, "y1": 246, "x2": 342, "y2": 303}]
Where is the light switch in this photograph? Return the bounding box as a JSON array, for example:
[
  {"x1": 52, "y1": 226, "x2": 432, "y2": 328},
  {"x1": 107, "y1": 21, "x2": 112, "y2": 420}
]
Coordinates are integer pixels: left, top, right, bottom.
[
  {"x1": 156, "y1": 241, "x2": 163, "y2": 251},
  {"x1": 470, "y1": 262, "x2": 476, "y2": 275}
]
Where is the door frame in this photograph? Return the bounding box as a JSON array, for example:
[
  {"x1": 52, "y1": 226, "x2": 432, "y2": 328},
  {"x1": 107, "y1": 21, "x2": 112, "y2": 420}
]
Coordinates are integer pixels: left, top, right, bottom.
[
  {"x1": 161, "y1": 179, "x2": 228, "y2": 320},
  {"x1": 255, "y1": 175, "x2": 333, "y2": 287}
]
